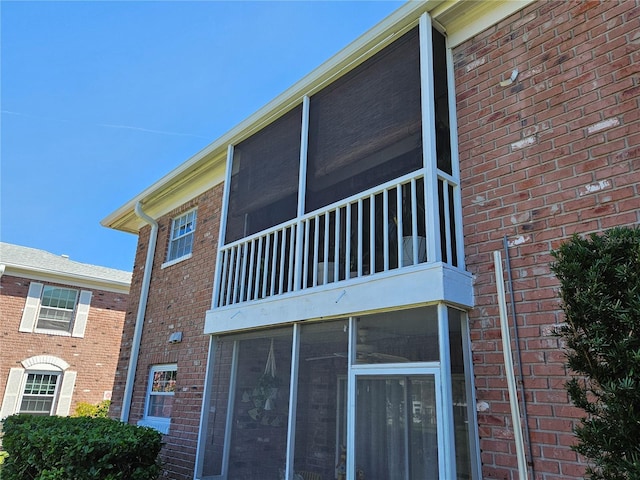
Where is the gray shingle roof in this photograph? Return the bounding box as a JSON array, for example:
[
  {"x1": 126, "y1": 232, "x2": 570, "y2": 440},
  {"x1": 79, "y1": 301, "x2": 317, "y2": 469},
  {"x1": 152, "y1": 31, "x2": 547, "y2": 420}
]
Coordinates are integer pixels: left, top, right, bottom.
[{"x1": 0, "y1": 242, "x2": 131, "y2": 285}]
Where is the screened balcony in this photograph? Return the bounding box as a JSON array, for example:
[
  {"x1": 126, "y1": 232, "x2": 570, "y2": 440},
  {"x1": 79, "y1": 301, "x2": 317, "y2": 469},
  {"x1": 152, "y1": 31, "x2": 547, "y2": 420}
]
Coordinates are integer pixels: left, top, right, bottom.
[{"x1": 209, "y1": 23, "x2": 469, "y2": 321}]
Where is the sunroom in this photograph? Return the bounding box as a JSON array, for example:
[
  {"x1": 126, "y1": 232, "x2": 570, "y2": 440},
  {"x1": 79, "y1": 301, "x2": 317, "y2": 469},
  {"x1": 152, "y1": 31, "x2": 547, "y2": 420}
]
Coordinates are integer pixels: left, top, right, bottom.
[{"x1": 198, "y1": 12, "x2": 477, "y2": 480}]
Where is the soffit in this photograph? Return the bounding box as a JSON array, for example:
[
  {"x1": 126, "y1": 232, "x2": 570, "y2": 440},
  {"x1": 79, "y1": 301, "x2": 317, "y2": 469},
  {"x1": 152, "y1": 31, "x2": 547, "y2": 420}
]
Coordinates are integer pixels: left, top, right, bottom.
[{"x1": 102, "y1": 0, "x2": 533, "y2": 234}]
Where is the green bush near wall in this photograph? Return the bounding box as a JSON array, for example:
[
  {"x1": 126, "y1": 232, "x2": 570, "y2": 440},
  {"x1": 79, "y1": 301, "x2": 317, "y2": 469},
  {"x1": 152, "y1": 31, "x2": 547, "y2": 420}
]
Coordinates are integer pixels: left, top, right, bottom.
[
  {"x1": 1, "y1": 415, "x2": 162, "y2": 480},
  {"x1": 552, "y1": 226, "x2": 640, "y2": 480}
]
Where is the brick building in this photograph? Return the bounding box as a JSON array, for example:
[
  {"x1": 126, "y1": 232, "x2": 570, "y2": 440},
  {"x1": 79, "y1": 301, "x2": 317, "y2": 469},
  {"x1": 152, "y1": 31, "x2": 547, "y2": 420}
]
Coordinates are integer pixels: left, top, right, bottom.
[
  {"x1": 0, "y1": 243, "x2": 130, "y2": 418},
  {"x1": 103, "y1": 1, "x2": 639, "y2": 479}
]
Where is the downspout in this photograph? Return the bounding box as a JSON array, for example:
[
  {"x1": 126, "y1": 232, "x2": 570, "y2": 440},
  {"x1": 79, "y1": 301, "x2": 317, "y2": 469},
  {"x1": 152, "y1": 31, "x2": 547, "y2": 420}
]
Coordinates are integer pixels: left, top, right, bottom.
[
  {"x1": 503, "y1": 236, "x2": 535, "y2": 480},
  {"x1": 120, "y1": 201, "x2": 158, "y2": 423},
  {"x1": 494, "y1": 251, "x2": 528, "y2": 480}
]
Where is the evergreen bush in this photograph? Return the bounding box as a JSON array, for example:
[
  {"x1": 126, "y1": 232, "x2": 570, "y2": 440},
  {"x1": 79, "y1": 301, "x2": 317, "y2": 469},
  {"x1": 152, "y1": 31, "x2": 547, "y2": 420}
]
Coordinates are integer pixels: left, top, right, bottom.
[
  {"x1": 551, "y1": 226, "x2": 640, "y2": 480},
  {"x1": 1, "y1": 415, "x2": 162, "y2": 480}
]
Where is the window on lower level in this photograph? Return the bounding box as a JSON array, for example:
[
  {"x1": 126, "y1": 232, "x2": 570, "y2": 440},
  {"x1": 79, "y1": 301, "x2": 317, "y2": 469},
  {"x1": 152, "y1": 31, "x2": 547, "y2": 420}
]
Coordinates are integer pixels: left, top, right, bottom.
[
  {"x1": 19, "y1": 372, "x2": 60, "y2": 416},
  {"x1": 167, "y1": 209, "x2": 197, "y2": 262},
  {"x1": 138, "y1": 364, "x2": 177, "y2": 434}
]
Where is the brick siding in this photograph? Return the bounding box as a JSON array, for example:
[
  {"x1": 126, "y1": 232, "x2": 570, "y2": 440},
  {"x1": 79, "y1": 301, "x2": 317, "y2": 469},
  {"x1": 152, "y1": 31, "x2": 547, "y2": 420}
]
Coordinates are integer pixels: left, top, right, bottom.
[
  {"x1": 455, "y1": 1, "x2": 639, "y2": 478},
  {"x1": 109, "y1": 185, "x2": 222, "y2": 479},
  {"x1": 0, "y1": 275, "x2": 127, "y2": 412}
]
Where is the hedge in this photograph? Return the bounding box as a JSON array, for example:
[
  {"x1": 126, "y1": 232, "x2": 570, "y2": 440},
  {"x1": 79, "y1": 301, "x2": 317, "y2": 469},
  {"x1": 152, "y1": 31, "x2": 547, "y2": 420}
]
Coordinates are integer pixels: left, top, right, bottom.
[{"x1": 1, "y1": 415, "x2": 162, "y2": 480}]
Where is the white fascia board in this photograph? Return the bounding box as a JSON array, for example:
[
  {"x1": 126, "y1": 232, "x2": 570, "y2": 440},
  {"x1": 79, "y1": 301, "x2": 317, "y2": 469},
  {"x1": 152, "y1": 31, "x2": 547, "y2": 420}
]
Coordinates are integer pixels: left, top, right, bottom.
[
  {"x1": 204, "y1": 264, "x2": 473, "y2": 335},
  {"x1": 2, "y1": 264, "x2": 130, "y2": 294},
  {"x1": 432, "y1": 0, "x2": 536, "y2": 47}
]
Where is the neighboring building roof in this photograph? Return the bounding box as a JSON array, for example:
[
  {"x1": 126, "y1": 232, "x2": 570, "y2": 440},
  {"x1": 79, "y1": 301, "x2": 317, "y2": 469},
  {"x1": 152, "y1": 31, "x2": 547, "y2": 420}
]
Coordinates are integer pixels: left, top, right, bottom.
[{"x1": 0, "y1": 242, "x2": 131, "y2": 293}]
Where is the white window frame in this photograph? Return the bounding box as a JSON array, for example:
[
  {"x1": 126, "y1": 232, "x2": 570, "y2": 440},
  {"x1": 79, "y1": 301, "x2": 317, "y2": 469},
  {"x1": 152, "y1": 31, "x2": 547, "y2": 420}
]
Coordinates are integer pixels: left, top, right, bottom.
[
  {"x1": 18, "y1": 371, "x2": 61, "y2": 416},
  {"x1": 19, "y1": 282, "x2": 92, "y2": 337},
  {"x1": 164, "y1": 208, "x2": 197, "y2": 267},
  {"x1": 0, "y1": 356, "x2": 77, "y2": 419},
  {"x1": 35, "y1": 285, "x2": 79, "y2": 332},
  {"x1": 138, "y1": 364, "x2": 177, "y2": 434}
]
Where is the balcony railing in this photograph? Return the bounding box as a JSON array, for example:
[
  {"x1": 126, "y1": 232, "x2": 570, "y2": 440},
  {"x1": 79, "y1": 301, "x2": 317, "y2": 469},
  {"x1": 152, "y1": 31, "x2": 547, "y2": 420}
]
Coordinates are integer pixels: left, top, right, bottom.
[{"x1": 214, "y1": 170, "x2": 459, "y2": 308}]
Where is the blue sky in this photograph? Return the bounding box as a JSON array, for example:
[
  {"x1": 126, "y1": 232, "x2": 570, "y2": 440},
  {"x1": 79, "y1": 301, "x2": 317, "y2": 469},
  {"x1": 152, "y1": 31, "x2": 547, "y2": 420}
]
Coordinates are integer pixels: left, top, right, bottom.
[{"x1": 1, "y1": 1, "x2": 403, "y2": 272}]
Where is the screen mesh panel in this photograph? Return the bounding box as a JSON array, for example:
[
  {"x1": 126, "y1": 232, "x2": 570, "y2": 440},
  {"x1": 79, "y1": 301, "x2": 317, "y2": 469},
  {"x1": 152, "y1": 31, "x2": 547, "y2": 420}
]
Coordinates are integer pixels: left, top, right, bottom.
[
  {"x1": 226, "y1": 105, "x2": 302, "y2": 243},
  {"x1": 306, "y1": 27, "x2": 422, "y2": 212}
]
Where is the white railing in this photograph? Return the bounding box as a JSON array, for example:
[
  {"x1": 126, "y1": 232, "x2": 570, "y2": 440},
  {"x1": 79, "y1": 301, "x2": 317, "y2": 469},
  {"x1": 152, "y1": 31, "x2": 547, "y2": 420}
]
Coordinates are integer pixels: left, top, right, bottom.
[{"x1": 215, "y1": 170, "x2": 458, "y2": 308}]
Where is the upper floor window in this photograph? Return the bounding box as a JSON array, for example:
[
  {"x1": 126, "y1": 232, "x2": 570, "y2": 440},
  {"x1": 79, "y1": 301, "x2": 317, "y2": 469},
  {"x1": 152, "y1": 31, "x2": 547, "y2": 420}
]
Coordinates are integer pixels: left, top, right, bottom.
[
  {"x1": 138, "y1": 364, "x2": 177, "y2": 434},
  {"x1": 36, "y1": 286, "x2": 78, "y2": 332},
  {"x1": 19, "y1": 282, "x2": 92, "y2": 337},
  {"x1": 167, "y1": 209, "x2": 197, "y2": 262}
]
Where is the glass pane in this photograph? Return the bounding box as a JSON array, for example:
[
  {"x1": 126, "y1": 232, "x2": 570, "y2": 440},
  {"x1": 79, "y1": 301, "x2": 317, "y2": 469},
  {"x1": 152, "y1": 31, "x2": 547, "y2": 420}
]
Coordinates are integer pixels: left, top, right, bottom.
[
  {"x1": 151, "y1": 369, "x2": 177, "y2": 393},
  {"x1": 306, "y1": 27, "x2": 422, "y2": 212},
  {"x1": 36, "y1": 308, "x2": 73, "y2": 331},
  {"x1": 148, "y1": 394, "x2": 174, "y2": 418},
  {"x1": 20, "y1": 396, "x2": 54, "y2": 415},
  {"x1": 355, "y1": 376, "x2": 438, "y2": 480},
  {"x1": 449, "y1": 308, "x2": 474, "y2": 479},
  {"x1": 227, "y1": 330, "x2": 292, "y2": 478},
  {"x1": 294, "y1": 321, "x2": 349, "y2": 479},
  {"x1": 355, "y1": 307, "x2": 439, "y2": 364},
  {"x1": 41, "y1": 286, "x2": 78, "y2": 309},
  {"x1": 226, "y1": 106, "x2": 302, "y2": 243}
]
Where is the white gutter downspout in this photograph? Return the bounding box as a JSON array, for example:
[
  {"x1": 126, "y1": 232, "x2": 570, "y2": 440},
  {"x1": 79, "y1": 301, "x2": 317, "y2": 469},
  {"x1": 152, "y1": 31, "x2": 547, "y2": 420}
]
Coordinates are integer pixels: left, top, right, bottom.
[
  {"x1": 120, "y1": 201, "x2": 158, "y2": 423},
  {"x1": 494, "y1": 251, "x2": 528, "y2": 480}
]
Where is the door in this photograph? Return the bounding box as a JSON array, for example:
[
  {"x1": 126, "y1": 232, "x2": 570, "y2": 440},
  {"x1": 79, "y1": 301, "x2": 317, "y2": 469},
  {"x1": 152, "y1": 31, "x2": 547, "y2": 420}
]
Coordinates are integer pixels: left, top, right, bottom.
[{"x1": 349, "y1": 369, "x2": 442, "y2": 480}]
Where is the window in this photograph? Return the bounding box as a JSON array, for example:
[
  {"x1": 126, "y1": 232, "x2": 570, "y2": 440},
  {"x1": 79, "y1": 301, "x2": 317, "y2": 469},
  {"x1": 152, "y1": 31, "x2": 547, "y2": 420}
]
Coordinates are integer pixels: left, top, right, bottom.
[
  {"x1": 139, "y1": 364, "x2": 177, "y2": 434},
  {"x1": 19, "y1": 282, "x2": 92, "y2": 337},
  {"x1": 167, "y1": 209, "x2": 197, "y2": 262},
  {"x1": 0, "y1": 356, "x2": 77, "y2": 419},
  {"x1": 36, "y1": 286, "x2": 78, "y2": 332},
  {"x1": 19, "y1": 373, "x2": 60, "y2": 415}
]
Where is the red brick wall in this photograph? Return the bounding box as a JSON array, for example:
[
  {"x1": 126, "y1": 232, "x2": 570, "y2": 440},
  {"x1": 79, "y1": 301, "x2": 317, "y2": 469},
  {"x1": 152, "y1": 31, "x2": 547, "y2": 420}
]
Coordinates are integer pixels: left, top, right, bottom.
[
  {"x1": 109, "y1": 185, "x2": 222, "y2": 480},
  {"x1": 0, "y1": 275, "x2": 128, "y2": 412},
  {"x1": 455, "y1": 1, "x2": 639, "y2": 478}
]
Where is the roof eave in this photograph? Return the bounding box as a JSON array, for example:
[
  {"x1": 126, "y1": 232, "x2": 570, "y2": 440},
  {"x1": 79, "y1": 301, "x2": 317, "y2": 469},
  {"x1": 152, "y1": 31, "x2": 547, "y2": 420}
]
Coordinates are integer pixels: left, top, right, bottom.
[{"x1": 2, "y1": 263, "x2": 131, "y2": 294}]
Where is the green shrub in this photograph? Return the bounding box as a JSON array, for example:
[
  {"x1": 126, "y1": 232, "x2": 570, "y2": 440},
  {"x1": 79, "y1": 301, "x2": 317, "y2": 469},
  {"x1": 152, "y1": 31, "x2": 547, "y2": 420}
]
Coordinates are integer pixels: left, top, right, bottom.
[
  {"x1": 73, "y1": 399, "x2": 111, "y2": 418},
  {"x1": 552, "y1": 226, "x2": 640, "y2": 480},
  {"x1": 1, "y1": 415, "x2": 162, "y2": 480}
]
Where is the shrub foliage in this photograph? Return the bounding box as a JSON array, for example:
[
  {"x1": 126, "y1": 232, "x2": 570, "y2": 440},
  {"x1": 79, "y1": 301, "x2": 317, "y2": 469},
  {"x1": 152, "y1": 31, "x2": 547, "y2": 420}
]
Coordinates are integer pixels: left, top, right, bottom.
[
  {"x1": 1, "y1": 415, "x2": 162, "y2": 480},
  {"x1": 551, "y1": 226, "x2": 640, "y2": 480},
  {"x1": 73, "y1": 399, "x2": 111, "y2": 418}
]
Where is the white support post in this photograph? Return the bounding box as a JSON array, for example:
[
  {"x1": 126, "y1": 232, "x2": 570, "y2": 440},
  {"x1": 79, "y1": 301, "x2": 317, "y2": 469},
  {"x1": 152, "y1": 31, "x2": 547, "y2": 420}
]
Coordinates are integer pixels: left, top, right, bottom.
[
  {"x1": 212, "y1": 145, "x2": 235, "y2": 309},
  {"x1": 285, "y1": 325, "x2": 301, "y2": 480},
  {"x1": 419, "y1": 13, "x2": 441, "y2": 263},
  {"x1": 294, "y1": 96, "x2": 310, "y2": 290},
  {"x1": 437, "y1": 302, "x2": 457, "y2": 480}
]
